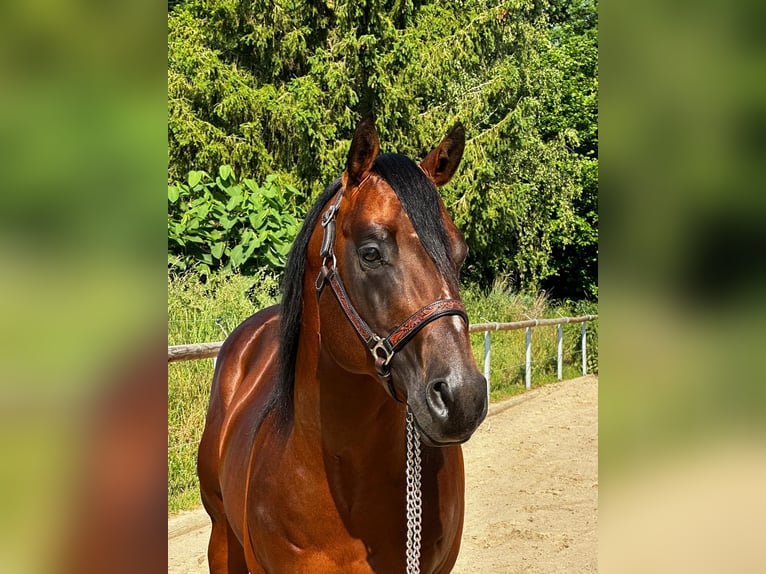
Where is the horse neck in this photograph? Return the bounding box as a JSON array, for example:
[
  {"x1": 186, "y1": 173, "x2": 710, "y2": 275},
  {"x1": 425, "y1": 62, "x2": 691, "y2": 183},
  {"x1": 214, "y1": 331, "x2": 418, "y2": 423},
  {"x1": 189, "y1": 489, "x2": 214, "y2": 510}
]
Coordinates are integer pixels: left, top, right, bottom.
[{"x1": 292, "y1": 300, "x2": 407, "y2": 464}]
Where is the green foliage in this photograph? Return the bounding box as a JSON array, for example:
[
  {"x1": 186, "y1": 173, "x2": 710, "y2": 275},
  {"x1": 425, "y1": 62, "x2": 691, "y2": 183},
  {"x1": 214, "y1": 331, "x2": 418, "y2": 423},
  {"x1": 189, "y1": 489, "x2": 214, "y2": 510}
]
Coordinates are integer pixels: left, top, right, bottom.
[
  {"x1": 540, "y1": 3, "x2": 598, "y2": 299},
  {"x1": 168, "y1": 166, "x2": 300, "y2": 276},
  {"x1": 168, "y1": 0, "x2": 598, "y2": 295}
]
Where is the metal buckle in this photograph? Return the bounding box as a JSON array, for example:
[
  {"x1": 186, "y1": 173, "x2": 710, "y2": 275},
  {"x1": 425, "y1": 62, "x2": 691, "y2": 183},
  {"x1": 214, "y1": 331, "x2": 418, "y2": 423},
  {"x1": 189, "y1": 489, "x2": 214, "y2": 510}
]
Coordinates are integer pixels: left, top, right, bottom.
[
  {"x1": 322, "y1": 253, "x2": 336, "y2": 271},
  {"x1": 371, "y1": 337, "x2": 394, "y2": 364},
  {"x1": 321, "y1": 204, "x2": 337, "y2": 227},
  {"x1": 371, "y1": 337, "x2": 394, "y2": 375}
]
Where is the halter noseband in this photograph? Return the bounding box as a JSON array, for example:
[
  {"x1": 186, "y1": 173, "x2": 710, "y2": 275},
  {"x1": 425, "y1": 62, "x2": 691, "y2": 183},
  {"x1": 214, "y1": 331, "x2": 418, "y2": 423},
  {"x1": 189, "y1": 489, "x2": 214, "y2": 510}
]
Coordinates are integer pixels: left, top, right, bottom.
[{"x1": 314, "y1": 185, "x2": 469, "y2": 401}]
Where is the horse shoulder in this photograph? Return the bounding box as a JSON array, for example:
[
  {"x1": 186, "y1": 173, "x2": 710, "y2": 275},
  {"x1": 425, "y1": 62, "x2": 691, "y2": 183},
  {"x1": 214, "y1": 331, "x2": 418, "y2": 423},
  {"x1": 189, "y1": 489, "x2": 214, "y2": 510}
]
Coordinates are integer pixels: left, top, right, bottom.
[
  {"x1": 199, "y1": 306, "x2": 282, "y2": 539},
  {"x1": 212, "y1": 304, "x2": 281, "y2": 413}
]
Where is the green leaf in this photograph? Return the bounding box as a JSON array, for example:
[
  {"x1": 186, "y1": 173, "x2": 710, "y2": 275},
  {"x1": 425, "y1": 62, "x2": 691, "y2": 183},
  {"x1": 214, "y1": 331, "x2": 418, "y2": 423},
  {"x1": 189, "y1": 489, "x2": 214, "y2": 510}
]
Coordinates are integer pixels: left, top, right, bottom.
[
  {"x1": 275, "y1": 242, "x2": 290, "y2": 256},
  {"x1": 219, "y1": 165, "x2": 233, "y2": 181},
  {"x1": 248, "y1": 212, "x2": 266, "y2": 229},
  {"x1": 220, "y1": 216, "x2": 236, "y2": 230},
  {"x1": 265, "y1": 249, "x2": 281, "y2": 267},
  {"x1": 224, "y1": 184, "x2": 242, "y2": 198},
  {"x1": 261, "y1": 184, "x2": 276, "y2": 199},
  {"x1": 266, "y1": 217, "x2": 281, "y2": 230},
  {"x1": 244, "y1": 179, "x2": 260, "y2": 193},
  {"x1": 229, "y1": 244, "x2": 244, "y2": 268},
  {"x1": 195, "y1": 204, "x2": 209, "y2": 220},
  {"x1": 211, "y1": 242, "x2": 225, "y2": 259},
  {"x1": 243, "y1": 237, "x2": 260, "y2": 259},
  {"x1": 168, "y1": 185, "x2": 180, "y2": 203},
  {"x1": 226, "y1": 195, "x2": 240, "y2": 211},
  {"x1": 188, "y1": 171, "x2": 201, "y2": 188}
]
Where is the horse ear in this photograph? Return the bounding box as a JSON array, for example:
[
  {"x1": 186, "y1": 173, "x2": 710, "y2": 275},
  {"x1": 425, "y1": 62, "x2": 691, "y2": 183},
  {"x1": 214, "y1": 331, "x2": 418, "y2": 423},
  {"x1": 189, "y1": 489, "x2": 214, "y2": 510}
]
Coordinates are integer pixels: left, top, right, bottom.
[
  {"x1": 344, "y1": 116, "x2": 380, "y2": 187},
  {"x1": 420, "y1": 123, "x2": 465, "y2": 187}
]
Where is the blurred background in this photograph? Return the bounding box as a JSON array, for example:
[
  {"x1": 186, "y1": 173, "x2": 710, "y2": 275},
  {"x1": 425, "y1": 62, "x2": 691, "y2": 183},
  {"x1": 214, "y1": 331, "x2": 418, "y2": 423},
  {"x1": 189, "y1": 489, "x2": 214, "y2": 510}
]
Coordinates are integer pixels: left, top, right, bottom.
[
  {"x1": 600, "y1": 0, "x2": 766, "y2": 571},
  {"x1": 0, "y1": 0, "x2": 166, "y2": 572}
]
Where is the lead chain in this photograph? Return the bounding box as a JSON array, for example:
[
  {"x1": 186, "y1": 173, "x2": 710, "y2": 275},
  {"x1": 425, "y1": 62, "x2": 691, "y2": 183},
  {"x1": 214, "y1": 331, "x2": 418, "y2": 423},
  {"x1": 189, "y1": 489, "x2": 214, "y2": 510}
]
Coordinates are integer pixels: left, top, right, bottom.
[{"x1": 405, "y1": 408, "x2": 422, "y2": 574}]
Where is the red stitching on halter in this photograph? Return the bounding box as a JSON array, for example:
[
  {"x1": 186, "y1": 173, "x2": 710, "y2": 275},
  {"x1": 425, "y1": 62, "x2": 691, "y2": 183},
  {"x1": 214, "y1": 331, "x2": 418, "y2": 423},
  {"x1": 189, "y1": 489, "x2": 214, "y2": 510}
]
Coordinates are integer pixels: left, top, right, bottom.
[{"x1": 387, "y1": 299, "x2": 467, "y2": 349}]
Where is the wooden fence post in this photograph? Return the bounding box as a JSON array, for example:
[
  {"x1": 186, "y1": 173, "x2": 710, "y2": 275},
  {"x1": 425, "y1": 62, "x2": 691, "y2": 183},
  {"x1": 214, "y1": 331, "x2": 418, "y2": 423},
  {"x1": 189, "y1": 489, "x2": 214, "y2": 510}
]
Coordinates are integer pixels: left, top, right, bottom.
[{"x1": 581, "y1": 322, "x2": 587, "y2": 376}]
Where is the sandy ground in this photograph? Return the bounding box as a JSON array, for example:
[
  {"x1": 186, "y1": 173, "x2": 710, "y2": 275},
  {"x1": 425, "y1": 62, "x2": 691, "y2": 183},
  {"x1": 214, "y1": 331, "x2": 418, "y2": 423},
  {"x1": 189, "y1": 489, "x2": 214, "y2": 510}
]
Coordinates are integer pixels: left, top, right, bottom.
[{"x1": 168, "y1": 375, "x2": 598, "y2": 573}]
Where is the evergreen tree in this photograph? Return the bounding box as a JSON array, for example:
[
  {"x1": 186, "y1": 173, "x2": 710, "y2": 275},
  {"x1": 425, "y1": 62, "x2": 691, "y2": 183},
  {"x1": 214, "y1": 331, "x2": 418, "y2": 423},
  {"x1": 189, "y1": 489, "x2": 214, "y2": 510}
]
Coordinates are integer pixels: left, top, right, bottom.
[{"x1": 168, "y1": 0, "x2": 598, "y2": 294}]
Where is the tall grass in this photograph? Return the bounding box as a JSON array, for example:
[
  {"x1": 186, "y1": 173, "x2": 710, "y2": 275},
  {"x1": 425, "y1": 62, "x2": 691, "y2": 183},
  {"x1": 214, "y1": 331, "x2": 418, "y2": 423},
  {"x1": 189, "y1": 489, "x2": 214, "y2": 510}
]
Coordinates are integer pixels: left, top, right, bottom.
[
  {"x1": 462, "y1": 280, "x2": 598, "y2": 401},
  {"x1": 168, "y1": 274, "x2": 598, "y2": 514},
  {"x1": 168, "y1": 270, "x2": 280, "y2": 513}
]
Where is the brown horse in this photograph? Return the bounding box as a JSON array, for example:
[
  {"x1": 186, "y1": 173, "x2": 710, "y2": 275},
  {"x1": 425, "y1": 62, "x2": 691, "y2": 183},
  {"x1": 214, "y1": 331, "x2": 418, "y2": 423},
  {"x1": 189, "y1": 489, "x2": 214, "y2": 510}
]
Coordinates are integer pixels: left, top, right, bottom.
[{"x1": 198, "y1": 117, "x2": 488, "y2": 573}]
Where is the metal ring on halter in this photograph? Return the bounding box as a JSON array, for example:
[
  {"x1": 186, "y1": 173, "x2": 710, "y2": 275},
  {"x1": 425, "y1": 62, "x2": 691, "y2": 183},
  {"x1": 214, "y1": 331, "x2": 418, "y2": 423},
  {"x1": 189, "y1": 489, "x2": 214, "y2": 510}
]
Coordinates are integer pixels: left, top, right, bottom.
[
  {"x1": 322, "y1": 253, "x2": 337, "y2": 271},
  {"x1": 371, "y1": 337, "x2": 394, "y2": 363},
  {"x1": 370, "y1": 337, "x2": 395, "y2": 374}
]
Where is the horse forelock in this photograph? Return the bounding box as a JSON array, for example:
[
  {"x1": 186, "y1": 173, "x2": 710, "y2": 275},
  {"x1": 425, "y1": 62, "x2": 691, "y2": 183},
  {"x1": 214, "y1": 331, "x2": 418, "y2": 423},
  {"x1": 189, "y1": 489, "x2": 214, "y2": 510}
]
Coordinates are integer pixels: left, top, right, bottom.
[{"x1": 372, "y1": 153, "x2": 457, "y2": 285}]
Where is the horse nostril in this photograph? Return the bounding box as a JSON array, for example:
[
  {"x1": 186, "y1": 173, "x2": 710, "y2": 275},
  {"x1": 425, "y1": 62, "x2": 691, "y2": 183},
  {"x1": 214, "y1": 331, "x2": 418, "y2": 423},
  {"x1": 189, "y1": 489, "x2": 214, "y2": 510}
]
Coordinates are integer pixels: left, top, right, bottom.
[{"x1": 427, "y1": 380, "x2": 453, "y2": 420}]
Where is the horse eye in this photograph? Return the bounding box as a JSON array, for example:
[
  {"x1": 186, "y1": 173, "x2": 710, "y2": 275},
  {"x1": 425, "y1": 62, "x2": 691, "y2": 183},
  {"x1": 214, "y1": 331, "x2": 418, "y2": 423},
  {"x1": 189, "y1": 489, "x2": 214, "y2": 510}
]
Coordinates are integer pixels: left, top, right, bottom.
[{"x1": 360, "y1": 246, "x2": 381, "y2": 263}]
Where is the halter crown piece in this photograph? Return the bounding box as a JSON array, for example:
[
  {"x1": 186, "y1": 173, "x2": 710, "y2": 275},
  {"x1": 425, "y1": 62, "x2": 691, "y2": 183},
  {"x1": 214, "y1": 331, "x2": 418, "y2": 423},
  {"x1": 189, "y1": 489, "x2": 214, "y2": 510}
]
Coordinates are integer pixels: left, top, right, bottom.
[{"x1": 315, "y1": 183, "x2": 467, "y2": 573}]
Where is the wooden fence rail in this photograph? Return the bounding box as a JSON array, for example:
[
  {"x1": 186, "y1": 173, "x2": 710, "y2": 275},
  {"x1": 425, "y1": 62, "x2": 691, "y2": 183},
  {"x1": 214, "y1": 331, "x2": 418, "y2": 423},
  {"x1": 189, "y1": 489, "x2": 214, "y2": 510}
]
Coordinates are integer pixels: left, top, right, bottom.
[
  {"x1": 169, "y1": 314, "x2": 597, "y2": 390},
  {"x1": 167, "y1": 341, "x2": 225, "y2": 363}
]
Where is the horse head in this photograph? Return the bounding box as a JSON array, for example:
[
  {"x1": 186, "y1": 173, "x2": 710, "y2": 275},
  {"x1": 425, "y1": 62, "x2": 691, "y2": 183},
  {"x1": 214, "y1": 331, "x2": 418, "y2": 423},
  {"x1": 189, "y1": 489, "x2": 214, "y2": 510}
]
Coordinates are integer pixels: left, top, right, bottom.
[{"x1": 312, "y1": 117, "x2": 488, "y2": 446}]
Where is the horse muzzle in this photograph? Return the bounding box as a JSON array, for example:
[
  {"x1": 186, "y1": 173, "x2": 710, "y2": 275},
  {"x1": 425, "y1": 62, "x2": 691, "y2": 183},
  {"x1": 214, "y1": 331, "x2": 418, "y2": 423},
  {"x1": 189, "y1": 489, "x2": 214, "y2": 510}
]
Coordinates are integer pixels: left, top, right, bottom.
[{"x1": 407, "y1": 369, "x2": 488, "y2": 446}]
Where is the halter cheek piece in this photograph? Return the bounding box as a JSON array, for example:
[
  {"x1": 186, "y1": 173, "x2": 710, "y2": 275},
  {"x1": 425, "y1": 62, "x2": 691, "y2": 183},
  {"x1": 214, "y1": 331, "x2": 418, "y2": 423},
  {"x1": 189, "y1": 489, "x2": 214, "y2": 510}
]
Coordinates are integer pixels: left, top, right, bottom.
[{"x1": 314, "y1": 186, "x2": 469, "y2": 402}]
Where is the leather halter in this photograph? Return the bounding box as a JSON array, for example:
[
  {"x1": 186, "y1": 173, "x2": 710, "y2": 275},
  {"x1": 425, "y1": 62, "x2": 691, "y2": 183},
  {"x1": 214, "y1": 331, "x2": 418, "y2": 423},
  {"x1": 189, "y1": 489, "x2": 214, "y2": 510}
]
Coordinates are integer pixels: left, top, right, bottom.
[{"x1": 314, "y1": 184, "x2": 469, "y2": 402}]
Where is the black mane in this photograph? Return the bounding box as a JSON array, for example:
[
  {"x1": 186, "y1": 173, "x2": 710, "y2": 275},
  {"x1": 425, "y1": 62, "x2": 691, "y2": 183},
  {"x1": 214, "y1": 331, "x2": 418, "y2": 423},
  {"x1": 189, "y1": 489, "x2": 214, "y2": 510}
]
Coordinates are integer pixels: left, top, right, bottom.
[{"x1": 273, "y1": 153, "x2": 455, "y2": 425}]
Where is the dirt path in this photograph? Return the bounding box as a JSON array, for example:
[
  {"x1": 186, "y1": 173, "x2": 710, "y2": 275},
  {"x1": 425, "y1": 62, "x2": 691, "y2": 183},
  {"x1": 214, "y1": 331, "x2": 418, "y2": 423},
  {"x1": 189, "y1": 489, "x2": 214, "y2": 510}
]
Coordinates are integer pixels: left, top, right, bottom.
[{"x1": 169, "y1": 376, "x2": 598, "y2": 573}]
